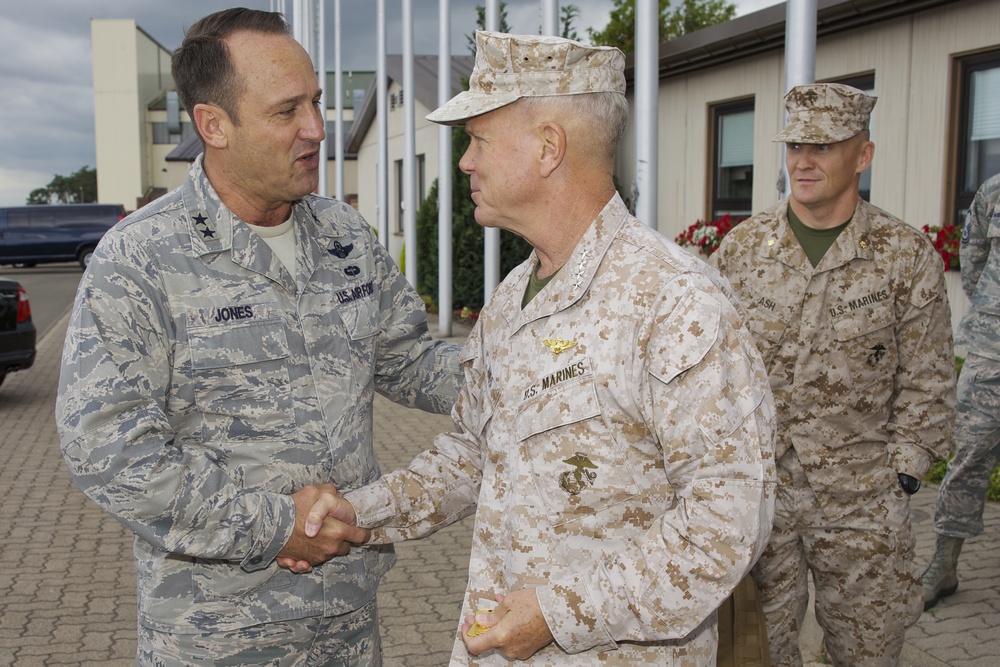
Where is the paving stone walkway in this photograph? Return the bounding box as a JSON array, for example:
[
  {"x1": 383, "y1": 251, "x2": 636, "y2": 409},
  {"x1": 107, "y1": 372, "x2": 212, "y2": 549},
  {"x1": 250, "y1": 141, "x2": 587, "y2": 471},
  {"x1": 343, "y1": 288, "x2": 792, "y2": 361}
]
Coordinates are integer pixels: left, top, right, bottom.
[{"x1": 1, "y1": 313, "x2": 996, "y2": 665}]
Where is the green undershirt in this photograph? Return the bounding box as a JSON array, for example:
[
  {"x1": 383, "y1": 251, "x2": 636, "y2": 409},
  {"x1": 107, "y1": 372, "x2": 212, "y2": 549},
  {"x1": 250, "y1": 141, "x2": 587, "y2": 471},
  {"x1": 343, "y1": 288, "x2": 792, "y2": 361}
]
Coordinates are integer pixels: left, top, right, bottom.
[
  {"x1": 787, "y1": 205, "x2": 853, "y2": 268},
  {"x1": 522, "y1": 265, "x2": 558, "y2": 307}
]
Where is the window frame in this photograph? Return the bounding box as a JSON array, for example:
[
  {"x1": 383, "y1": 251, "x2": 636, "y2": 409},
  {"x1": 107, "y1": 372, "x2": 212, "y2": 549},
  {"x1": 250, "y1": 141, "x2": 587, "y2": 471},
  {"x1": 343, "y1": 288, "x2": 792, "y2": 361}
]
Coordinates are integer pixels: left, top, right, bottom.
[
  {"x1": 949, "y1": 49, "x2": 1000, "y2": 226},
  {"x1": 825, "y1": 73, "x2": 876, "y2": 203},
  {"x1": 708, "y1": 97, "x2": 755, "y2": 222}
]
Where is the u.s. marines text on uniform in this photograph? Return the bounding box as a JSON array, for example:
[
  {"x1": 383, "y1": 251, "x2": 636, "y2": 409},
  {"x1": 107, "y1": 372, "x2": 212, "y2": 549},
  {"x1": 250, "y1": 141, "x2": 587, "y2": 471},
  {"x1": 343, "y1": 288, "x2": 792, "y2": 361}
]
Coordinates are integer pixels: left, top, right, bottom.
[
  {"x1": 712, "y1": 83, "x2": 956, "y2": 667},
  {"x1": 339, "y1": 31, "x2": 777, "y2": 666}
]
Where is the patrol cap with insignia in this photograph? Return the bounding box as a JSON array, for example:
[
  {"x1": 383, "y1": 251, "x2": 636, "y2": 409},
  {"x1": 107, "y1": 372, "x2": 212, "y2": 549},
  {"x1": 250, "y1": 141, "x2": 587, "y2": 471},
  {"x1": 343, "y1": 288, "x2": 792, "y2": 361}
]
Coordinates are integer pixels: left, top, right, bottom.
[
  {"x1": 426, "y1": 30, "x2": 626, "y2": 126},
  {"x1": 773, "y1": 83, "x2": 877, "y2": 144}
]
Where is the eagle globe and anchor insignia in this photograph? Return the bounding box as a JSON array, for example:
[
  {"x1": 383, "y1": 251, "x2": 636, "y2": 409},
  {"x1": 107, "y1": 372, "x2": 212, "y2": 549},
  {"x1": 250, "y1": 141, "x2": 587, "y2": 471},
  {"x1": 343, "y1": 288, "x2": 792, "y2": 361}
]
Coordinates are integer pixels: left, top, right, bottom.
[{"x1": 559, "y1": 452, "x2": 599, "y2": 495}]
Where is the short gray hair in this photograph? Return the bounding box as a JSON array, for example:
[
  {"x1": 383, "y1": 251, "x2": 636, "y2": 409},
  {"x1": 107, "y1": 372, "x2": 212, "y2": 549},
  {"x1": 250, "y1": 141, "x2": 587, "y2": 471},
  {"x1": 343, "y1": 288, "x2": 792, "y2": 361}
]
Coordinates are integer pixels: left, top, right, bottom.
[{"x1": 518, "y1": 92, "x2": 629, "y2": 164}]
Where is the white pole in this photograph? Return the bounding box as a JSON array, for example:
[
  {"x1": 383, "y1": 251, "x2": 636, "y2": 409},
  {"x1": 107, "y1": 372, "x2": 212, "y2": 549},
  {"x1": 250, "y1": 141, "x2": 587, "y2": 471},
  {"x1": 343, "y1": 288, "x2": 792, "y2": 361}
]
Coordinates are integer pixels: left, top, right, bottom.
[
  {"x1": 376, "y1": 0, "x2": 389, "y2": 245},
  {"x1": 290, "y1": 1, "x2": 325, "y2": 196},
  {"x1": 541, "y1": 0, "x2": 559, "y2": 36},
  {"x1": 483, "y1": 0, "x2": 501, "y2": 302},
  {"x1": 317, "y1": 0, "x2": 327, "y2": 197},
  {"x1": 438, "y1": 0, "x2": 453, "y2": 336},
  {"x1": 286, "y1": 0, "x2": 300, "y2": 42},
  {"x1": 403, "y1": 0, "x2": 418, "y2": 288},
  {"x1": 635, "y1": 0, "x2": 658, "y2": 228},
  {"x1": 334, "y1": 0, "x2": 345, "y2": 200},
  {"x1": 781, "y1": 0, "x2": 817, "y2": 198}
]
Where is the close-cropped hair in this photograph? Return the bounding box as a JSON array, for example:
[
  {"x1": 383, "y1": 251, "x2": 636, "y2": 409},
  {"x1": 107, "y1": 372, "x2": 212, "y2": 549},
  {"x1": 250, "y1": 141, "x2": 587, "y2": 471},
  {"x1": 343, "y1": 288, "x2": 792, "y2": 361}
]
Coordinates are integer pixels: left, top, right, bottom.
[
  {"x1": 518, "y1": 92, "x2": 629, "y2": 165},
  {"x1": 171, "y1": 8, "x2": 290, "y2": 133}
]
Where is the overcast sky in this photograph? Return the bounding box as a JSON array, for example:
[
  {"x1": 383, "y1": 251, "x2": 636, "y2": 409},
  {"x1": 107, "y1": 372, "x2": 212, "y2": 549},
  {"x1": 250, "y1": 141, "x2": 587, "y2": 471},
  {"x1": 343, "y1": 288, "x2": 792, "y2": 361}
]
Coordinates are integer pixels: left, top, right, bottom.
[{"x1": 0, "y1": 0, "x2": 780, "y2": 207}]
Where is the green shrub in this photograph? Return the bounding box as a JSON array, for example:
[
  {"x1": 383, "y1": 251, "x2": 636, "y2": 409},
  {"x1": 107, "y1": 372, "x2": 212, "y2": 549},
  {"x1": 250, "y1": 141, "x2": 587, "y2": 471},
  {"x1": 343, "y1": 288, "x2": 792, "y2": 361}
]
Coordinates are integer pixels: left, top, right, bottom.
[{"x1": 415, "y1": 127, "x2": 532, "y2": 312}]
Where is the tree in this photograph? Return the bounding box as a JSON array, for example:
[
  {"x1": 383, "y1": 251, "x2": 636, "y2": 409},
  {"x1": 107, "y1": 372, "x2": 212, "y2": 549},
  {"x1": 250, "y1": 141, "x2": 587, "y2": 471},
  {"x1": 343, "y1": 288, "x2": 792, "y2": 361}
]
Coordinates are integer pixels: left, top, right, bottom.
[
  {"x1": 588, "y1": 0, "x2": 736, "y2": 53},
  {"x1": 26, "y1": 166, "x2": 98, "y2": 205},
  {"x1": 467, "y1": 2, "x2": 512, "y2": 53},
  {"x1": 561, "y1": 4, "x2": 582, "y2": 41},
  {"x1": 416, "y1": 128, "x2": 532, "y2": 312}
]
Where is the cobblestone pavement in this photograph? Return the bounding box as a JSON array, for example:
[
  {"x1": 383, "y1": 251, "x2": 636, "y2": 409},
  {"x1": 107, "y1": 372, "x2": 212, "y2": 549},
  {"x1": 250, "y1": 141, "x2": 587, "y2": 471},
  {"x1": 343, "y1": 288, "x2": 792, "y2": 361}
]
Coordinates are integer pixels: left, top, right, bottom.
[{"x1": 0, "y1": 312, "x2": 996, "y2": 666}]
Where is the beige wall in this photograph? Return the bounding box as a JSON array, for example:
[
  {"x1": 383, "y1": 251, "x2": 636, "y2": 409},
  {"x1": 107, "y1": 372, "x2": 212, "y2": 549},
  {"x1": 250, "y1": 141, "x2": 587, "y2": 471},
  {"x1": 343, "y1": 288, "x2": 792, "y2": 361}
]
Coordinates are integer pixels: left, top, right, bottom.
[
  {"x1": 356, "y1": 80, "x2": 444, "y2": 267},
  {"x1": 615, "y1": 0, "x2": 1000, "y2": 243},
  {"x1": 92, "y1": 20, "x2": 172, "y2": 211},
  {"x1": 94, "y1": 19, "x2": 360, "y2": 214}
]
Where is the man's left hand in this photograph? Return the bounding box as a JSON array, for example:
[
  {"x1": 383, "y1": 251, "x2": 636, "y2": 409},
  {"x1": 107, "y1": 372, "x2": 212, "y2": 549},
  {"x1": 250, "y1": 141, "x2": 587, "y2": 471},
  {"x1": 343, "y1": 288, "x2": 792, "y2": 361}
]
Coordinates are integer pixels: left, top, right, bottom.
[{"x1": 461, "y1": 589, "x2": 554, "y2": 660}]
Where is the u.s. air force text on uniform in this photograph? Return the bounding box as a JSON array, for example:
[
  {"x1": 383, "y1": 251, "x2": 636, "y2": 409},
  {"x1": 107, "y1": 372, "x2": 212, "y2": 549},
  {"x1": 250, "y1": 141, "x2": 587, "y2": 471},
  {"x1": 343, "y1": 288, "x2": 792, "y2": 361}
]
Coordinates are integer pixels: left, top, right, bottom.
[{"x1": 56, "y1": 156, "x2": 463, "y2": 635}]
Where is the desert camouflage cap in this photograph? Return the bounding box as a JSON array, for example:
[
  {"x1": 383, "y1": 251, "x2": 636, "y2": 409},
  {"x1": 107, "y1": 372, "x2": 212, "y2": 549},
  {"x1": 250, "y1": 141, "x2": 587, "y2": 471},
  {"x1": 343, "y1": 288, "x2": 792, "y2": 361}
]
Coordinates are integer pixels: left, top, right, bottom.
[
  {"x1": 773, "y1": 83, "x2": 877, "y2": 144},
  {"x1": 426, "y1": 30, "x2": 626, "y2": 125}
]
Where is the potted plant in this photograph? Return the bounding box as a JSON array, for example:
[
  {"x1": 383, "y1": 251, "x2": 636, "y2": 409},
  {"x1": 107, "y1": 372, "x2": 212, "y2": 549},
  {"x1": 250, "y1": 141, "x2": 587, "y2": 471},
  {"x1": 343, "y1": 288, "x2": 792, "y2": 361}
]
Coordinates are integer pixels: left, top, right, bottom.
[{"x1": 675, "y1": 214, "x2": 741, "y2": 257}]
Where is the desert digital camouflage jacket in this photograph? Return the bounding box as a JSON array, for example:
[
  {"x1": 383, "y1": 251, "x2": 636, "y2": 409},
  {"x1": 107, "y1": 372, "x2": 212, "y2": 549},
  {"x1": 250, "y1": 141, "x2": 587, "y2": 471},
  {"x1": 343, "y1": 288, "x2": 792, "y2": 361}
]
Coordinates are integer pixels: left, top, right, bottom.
[
  {"x1": 957, "y1": 173, "x2": 1000, "y2": 360},
  {"x1": 348, "y1": 194, "x2": 777, "y2": 665},
  {"x1": 55, "y1": 157, "x2": 462, "y2": 633},
  {"x1": 711, "y1": 198, "x2": 955, "y2": 522}
]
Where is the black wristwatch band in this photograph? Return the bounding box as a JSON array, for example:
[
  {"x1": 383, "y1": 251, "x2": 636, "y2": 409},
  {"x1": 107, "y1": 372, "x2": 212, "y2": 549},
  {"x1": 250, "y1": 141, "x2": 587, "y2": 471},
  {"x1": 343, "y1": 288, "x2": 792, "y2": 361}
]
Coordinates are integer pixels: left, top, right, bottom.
[{"x1": 898, "y1": 473, "x2": 921, "y2": 495}]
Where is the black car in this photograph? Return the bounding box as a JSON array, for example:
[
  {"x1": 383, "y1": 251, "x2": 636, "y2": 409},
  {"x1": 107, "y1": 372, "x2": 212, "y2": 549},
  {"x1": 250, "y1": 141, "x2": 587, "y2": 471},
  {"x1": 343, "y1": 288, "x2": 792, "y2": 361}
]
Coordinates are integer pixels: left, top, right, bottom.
[{"x1": 0, "y1": 276, "x2": 36, "y2": 387}]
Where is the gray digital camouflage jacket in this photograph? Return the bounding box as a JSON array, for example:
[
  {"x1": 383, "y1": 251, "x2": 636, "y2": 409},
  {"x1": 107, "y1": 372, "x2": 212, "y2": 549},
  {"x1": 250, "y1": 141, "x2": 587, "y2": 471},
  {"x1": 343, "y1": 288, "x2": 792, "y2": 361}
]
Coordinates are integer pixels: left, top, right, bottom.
[
  {"x1": 957, "y1": 173, "x2": 1000, "y2": 360},
  {"x1": 56, "y1": 157, "x2": 462, "y2": 633},
  {"x1": 348, "y1": 194, "x2": 777, "y2": 665},
  {"x1": 711, "y1": 197, "x2": 956, "y2": 522}
]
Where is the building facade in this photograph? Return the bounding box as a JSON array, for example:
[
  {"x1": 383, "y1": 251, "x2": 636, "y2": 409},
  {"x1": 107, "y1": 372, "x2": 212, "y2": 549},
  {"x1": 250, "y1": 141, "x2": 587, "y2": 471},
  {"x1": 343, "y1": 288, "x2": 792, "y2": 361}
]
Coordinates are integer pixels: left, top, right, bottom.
[{"x1": 93, "y1": 1, "x2": 1000, "y2": 331}]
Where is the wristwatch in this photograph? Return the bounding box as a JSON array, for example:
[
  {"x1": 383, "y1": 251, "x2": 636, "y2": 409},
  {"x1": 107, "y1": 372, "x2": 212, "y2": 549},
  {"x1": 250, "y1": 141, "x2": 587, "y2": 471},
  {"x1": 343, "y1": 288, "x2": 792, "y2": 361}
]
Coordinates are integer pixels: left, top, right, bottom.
[{"x1": 898, "y1": 473, "x2": 921, "y2": 495}]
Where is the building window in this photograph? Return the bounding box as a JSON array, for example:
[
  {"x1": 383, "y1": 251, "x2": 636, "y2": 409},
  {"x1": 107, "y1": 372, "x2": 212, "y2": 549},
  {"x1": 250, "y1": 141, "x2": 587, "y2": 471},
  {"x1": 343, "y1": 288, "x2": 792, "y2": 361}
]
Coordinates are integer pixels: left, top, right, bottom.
[
  {"x1": 390, "y1": 89, "x2": 405, "y2": 111},
  {"x1": 827, "y1": 74, "x2": 875, "y2": 202},
  {"x1": 710, "y1": 99, "x2": 754, "y2": 221},
  {"x1": 953, "y1": 50, "x2": 1000, "y2": 224}
]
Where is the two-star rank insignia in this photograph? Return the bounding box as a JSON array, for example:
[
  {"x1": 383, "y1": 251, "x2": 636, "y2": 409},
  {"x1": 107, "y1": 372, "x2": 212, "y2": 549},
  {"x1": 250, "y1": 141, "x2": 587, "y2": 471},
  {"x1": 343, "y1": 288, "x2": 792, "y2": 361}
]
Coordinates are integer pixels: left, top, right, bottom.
[
  {"x1": 192, "y1": 213, "x2": 216, "y2": 239},
  {"x1": 543, "y1": 338, "x2": 577, "y2": 354},
  {"x1": 329, "y1": 241, "x2": 353, "y2": 259}
]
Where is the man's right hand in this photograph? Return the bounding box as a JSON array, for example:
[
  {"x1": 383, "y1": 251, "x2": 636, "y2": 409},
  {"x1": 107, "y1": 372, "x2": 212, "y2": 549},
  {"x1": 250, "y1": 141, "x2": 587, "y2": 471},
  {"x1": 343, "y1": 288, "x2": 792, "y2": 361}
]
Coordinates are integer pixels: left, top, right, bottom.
[{"x1": 275, "y1": 484, "x2": 370, "y2": 572}]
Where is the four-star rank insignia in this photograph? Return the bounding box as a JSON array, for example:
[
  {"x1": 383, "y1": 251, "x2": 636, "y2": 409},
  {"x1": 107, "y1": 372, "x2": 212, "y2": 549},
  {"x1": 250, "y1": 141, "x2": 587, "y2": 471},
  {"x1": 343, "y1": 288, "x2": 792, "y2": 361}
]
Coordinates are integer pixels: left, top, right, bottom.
[
  {"x1": 192, "y1": 212, "x2": 216, "y2": 240},
  {"x1": 329, "y1": 241, "x2": 353, "y2": 259},
  {"x1": 543, "y1": 338, "x2": 576, "y2": 354}
]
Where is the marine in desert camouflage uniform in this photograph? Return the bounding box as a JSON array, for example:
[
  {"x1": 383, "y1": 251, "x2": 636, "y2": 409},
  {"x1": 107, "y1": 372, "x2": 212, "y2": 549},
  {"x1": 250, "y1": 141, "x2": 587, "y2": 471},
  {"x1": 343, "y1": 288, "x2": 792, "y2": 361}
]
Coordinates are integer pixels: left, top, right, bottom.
[
  {"x1": 306, "y1": 31, "x2": 777, "y2": 665},
  {"x1": 922, "y1": 172, "x2": 1000, "y2": 610},
  {"x1": 55, "y1": 9, "x2": 461, "y2": 665},
  {"x1": 711, "y1": 83, "x2": 956, "y2": 667}
]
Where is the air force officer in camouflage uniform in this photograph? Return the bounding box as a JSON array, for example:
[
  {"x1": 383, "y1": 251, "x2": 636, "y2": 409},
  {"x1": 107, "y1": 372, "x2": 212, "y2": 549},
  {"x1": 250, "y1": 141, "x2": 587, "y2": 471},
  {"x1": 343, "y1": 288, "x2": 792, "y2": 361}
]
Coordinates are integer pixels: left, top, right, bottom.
[
  {"x1": 56, "y1": 9, "x2": 461, "y2": 665},
  {"x1": 922, "y1": 172, "x2": 1000, "y2": 610},
  {"x1": 299, "y1": 31, "x2": 777, "y2": 665},
  {"x1": 711, "y1": 84, "x2": 956, "y2": 666}
]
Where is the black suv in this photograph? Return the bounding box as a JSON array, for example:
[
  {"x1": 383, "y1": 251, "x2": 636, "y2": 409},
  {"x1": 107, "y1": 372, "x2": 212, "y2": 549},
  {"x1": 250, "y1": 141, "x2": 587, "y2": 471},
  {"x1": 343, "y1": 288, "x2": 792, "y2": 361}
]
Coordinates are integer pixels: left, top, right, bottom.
[
  {"x1": 0, "y1": 277, "x2": 36, "y2": 387},
  {"x1": 0, "y1": 203, "x2": 126, "y2": 269}
]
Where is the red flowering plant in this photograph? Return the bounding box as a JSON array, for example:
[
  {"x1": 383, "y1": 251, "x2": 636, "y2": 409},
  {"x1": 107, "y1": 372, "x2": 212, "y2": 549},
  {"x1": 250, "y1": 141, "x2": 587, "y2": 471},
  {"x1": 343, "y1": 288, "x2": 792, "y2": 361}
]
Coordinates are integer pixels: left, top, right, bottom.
[
  {"x1": 675, "y1": 214, "x2": 742, "y2": 257},
  {"x1": 921, "y1": 224, "x2": 961, "y2": 271}
]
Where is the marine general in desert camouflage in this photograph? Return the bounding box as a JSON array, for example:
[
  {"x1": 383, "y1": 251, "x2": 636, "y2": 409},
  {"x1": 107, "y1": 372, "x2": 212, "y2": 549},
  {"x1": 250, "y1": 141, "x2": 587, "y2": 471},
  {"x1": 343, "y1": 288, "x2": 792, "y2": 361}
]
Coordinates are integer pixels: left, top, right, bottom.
[
  {"x1": 302, "y1": 30, "x2": 778, "y2": 665},
  {"x1": 55, "y1": 8, "x2": 462, "y2": 666},
  {"x1": 711, "y1": 83, "x2": 956, "y2": 666}
]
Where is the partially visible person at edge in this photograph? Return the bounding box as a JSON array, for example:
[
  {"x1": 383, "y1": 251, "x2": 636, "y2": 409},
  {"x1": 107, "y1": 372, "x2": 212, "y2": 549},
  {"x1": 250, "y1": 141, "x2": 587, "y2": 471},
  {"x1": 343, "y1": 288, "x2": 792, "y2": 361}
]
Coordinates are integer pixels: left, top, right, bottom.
[
  {"x1": 286, "y1": 30, "x2": 777, "y2": 666},
  {"x1": 710, "y1": 83, "x2": 956, "y2": 667},
  {"x1": 922, "y1": 172, "x2": 1000, "y2": 611},
  {"x1": 55, "y1": 8, "x2": 462, "y2": 666}
]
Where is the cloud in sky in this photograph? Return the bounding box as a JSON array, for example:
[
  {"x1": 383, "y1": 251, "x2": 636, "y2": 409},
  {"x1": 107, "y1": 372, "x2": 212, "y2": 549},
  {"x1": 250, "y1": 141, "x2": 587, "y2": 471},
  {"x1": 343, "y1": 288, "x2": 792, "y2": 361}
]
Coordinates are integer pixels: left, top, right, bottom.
[{"x1": 0, "y1": 0, "x2": 779, "y2": 207}]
